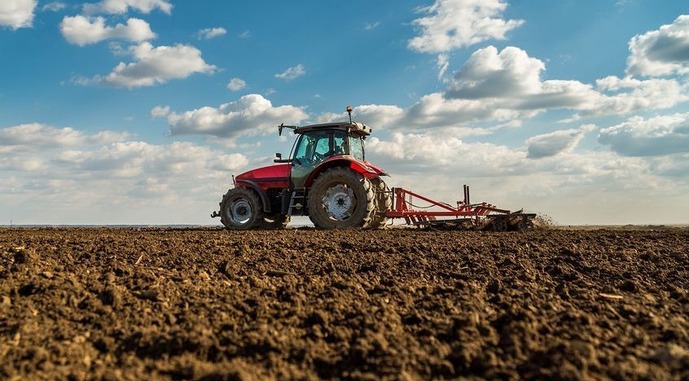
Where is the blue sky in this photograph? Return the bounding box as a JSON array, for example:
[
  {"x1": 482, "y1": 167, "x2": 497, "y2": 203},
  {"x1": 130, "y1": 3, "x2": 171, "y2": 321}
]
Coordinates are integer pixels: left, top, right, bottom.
[{"x1": 1, "y1": 0, "x2": 689, "y2": 225}]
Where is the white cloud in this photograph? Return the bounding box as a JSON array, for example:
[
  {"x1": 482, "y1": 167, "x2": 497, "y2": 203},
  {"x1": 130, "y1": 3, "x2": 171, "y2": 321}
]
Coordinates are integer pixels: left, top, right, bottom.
[
  {"x1": 405, "y1": 92, "x2": 537, "y2": 129},
  {"x1": 83, "y1": 0, "x2": 172, "y2": 15},
  {"x1": 60, "y1": 15, "x2": 155, "y2": 46},
  {"x1": 598, "y1": 113, "x2": 689, "y2": 156},
  {"x1": 150, "y1": 105, "x2": 170, "y2": 118},
  {"x1": 0, "y1": 123, "x2": 250, "y2": 224},
  {"x1": 627, "y1": 15, "x2": 689, "y2": 77},
  {"x1": 227, "y1": 77, "x2": 246, "y2": 92},
  {"x1": 585, "y1": 75, "x2": 688, "y2": 117},
  {"x1": 54, "y1": 141, "x2": 248, "y2": 178},
  {"x1": 156, "y1": 94, "x2": 308, "y2": 140},
  {"x1": 408, "y1": 0, "x2": 524, "y2": 53},
  {"x1": 445, "y1": 46, "x2": 601, "y2": 112},
  {"x1": 0, "y1": 123, "x2": 129, "y2": 149},
  {"x1": 97, "y1": 42, "x2": 216, "y2": 88},
  {"x1": 42, "y1": 2, "x2": 65, "y2": 12},
  {"x1": 0, "y1": 0, "x2": 37, "y2": 30},
  {"x1": 275, "y1": 64, "x2": 306, "y2": 81},
  {"x1": 364, "y1": 21, "x2": 380, "y2": 31},
  {"x1": 350, "y1": 105, "x2": 405, "y2": 129},
  {"x1": 436, "y1": 53, "x2": 450, "y2": 80},
  {"x1": 197, "y1": 27, "x2": 226, "y2": 39},
  {"x1": 367, "y1": 131, "x2": 527, "y2": 176},
  {"x1": 525, "y1": 125, "x2": 595, "y2": 159},
  {"x1": 433, "y1": 46, "x2": 687, "y2": 125}
]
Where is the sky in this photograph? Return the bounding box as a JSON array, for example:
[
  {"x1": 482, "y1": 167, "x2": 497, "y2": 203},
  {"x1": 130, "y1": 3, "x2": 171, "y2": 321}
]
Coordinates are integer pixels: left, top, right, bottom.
[{"x1": 1, "y1": 0, "x2": 689, "y2": 226}]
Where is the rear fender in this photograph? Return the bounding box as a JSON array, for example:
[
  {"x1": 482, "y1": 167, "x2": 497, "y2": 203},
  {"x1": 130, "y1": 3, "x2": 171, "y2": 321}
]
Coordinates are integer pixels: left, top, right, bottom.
[
  {"x1": 235, "y1": 180, "x2": 271, "y2": 213},
  {"x1": 304, "y1": 157, "x2": 387, "y2": 187}
]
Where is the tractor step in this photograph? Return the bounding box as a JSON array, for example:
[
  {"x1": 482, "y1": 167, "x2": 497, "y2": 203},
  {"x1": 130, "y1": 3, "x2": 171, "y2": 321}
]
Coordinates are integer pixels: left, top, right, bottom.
[{"x1": 287, "y1": 188, "x2": 307, "y2": 216}]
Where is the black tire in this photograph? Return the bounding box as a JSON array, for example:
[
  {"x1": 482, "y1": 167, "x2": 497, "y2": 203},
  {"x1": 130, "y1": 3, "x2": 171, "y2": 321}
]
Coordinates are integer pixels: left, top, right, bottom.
[
  {"x1": 219, "y1": 187, "x2": 264, "y2": 230},
  {"x1": 369, "y1": 177, "x2": 393, "y2": 229},
  {"x1": 307, "y1": 167, "x2": 375, "y2": 229},
  {"x1": 261, "y1": 214, "x2": 290, "y2": 229}
]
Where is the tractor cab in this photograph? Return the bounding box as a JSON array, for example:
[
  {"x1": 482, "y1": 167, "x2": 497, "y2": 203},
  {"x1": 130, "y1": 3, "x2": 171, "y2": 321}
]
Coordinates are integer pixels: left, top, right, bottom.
[{"x1": 278, "y1": 121, "x2": 371, "y2": 188}]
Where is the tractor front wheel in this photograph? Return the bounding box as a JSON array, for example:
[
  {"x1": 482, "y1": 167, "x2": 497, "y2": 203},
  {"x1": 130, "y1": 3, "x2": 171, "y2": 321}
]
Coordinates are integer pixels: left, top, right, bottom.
[
  {"x1": 307, "y1": 167, "x2": 375, "y2": 229},
  {"x1": 219, "y1": 187, "x2": 264, "y2": 230}
]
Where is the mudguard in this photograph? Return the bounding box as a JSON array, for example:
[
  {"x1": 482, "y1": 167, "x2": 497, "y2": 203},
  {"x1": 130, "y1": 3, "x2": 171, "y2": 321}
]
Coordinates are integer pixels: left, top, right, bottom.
[
  {"x1": 304, "y1": 156, "x2": 388, "y2": 188},
  {"x1": 235, "y1": 180, "x2": 272, "y2": 213}
]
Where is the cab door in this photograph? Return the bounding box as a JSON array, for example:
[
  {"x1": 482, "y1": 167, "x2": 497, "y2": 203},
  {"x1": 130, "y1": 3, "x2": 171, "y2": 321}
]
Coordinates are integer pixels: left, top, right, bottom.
[{"x1": 290, "y1": 130, "x2": 340, "y2": 188}]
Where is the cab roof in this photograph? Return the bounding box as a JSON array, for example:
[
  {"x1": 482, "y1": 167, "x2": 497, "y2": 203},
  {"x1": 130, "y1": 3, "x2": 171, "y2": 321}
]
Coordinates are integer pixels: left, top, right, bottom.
[{"x1": 294, "y1": 121, "x2": 372, "y2": 137}]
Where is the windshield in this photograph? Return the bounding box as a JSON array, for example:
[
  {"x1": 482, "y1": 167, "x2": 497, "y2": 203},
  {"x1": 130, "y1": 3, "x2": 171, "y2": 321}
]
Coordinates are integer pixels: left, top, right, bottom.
[{"x1": 349, "y1": 136, "x2": 364, "y2": 161}]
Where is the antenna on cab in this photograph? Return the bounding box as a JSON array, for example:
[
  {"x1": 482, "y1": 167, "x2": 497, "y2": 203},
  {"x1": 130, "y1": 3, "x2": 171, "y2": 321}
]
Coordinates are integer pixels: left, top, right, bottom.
[{"x1": 346, "y1": 106, "x2": 353, "y2": 124}]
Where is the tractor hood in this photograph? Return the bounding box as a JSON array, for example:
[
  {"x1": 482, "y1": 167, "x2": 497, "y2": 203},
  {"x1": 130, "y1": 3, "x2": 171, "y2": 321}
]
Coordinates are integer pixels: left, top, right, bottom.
[{"x1": 235, "y1": 163, "x2": 290, "y2": 183}]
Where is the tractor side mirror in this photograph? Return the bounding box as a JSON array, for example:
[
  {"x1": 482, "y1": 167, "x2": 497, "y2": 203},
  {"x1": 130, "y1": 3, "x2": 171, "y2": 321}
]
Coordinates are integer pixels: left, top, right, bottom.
[{"x1": 274, "y1": 152, "x2": 290, "y2": 163}]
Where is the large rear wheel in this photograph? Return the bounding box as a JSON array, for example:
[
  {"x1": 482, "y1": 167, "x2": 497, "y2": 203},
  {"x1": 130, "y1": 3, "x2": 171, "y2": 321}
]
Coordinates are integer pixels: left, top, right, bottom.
[
  {"x1": 307, "y1": 167, "x2": 375, "y2": 229},
  {"x1": 219, "y1": 187, "x2": 264, "y2": 230}
]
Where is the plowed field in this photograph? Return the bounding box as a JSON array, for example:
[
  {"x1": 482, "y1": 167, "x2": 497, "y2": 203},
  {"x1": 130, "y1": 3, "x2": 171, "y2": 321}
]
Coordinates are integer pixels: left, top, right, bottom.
[{"x1": 1, "y1": 227, "x2": 688, "y2": 380}]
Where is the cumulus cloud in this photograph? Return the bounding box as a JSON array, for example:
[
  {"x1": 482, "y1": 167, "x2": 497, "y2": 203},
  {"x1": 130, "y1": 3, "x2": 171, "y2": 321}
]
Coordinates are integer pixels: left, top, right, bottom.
[
  {"x1": 60, "y1": 15, "x2": 155, "y2": 46},
  {"x1": 227, "y1": 77, "x2": 246, "y2": 92},
  {"x1": 404, "y1": 92, "x2": 537, "y2": 129},
  {"x1": 0, "y1": 123, "x2": 129, "y2": 149},
  {"x1": 55, "y1": 141, "x2": 248, "y2": 177},
  {"x1": 154, "y1": 94, "x2": 308, "y2": 140},
  {"x1": 445, "y1": 46, "x2": 600, "y2": 110},
  {"x1": 83, "y1": 0, "x2": 172, "y2": 15},
  {"x1": 367, "y1": 131, "x2": 529, "y2": 179},
  {"x1": 197, "y1": 27, "x2": 226, "y2": 39},
  {"x1": 275, "y1": 64, "x2": 306, "y2": 81},
  {"x1": 525, "y1": 125, "x2": 595, "y2": 159},
  {"x1": 430, "y1": 46, "x2": 688, "y2": 126},
  {"x1": 0, "y1": 122, "x2": 250, "y2": 224},
  {"x1": 96, "y1": 42, "x2": 216, "y2": 88},
  {"x1": 0, "y1": 0, "x2": 37, "y2": 29},
  {"x1": 351, "y1": 105, "x2": 405, "y2": 129},
  {"x1": 598, "y1": 113, "x2": 689, "y2": 156},
  {"x1": 586, "y1": 75, "x2": 688, "y2": 117},
  {"x1": 408, "y1": 0, "x2": 524, "y2": 53},
  {"x1": 627, "y1": 15, "x2": 689, "y2": 77}
]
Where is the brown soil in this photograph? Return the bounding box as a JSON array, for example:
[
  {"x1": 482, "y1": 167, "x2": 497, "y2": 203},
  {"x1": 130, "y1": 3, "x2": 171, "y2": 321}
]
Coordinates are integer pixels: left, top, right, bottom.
[{"x1": 1, "y1": 227, "x2": 688, "y2": 380}]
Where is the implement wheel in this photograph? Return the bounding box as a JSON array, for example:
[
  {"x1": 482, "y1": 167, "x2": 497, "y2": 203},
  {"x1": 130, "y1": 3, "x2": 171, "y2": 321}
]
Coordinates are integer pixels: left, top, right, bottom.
[
  {"x1": 219, "y1": 187, "x2": 264, "y2": 230},
  {"x1": 307, "y1": 167, "x2": 375, "y2": 229}
]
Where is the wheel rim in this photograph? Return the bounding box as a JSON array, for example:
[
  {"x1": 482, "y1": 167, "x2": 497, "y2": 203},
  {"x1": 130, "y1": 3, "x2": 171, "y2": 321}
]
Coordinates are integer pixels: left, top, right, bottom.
[
  {"x1": 228, "y1": 198, "x2": 252, "y2": 224},
  {"x1": 321, "y1": 184, "x2": 355, "y2": 220}
]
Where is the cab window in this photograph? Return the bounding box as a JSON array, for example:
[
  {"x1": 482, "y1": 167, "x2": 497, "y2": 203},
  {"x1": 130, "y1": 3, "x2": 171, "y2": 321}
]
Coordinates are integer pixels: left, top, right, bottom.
[
  {"x1": 349, "y1": 136, "x2": 364, "y2": 161},
  {"x1": 293, "y1": 130, "x2": 351, "y2": 166}
]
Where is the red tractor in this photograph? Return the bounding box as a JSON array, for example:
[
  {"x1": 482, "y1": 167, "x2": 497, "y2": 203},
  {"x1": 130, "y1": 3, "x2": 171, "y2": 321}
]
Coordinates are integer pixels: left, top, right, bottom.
[
  {"x1": 211, "y1": 107, "x2": 392, "y2": 230},
  {"x1": 212, "y1": 107, "x2": 535, "y2": 230}
]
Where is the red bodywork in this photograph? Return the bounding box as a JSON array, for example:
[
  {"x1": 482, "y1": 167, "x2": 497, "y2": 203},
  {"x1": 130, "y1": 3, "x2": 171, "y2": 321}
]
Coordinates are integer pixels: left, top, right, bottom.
[
  {"x1": 235, "y1": 163, "x2": 290, "y2": 190},
  {"x1": 234, "y1": 156, "x2": 387, "y2": 191}
]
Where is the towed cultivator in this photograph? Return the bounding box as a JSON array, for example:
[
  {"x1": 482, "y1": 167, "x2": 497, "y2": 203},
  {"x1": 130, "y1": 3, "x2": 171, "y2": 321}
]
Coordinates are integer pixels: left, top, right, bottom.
[
  {"x1": 212, "y1": 107, "x2": 535, "y2": 231},
  {"x1": 386, "y1": 186, "x2": 535, "y2": 231}
]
